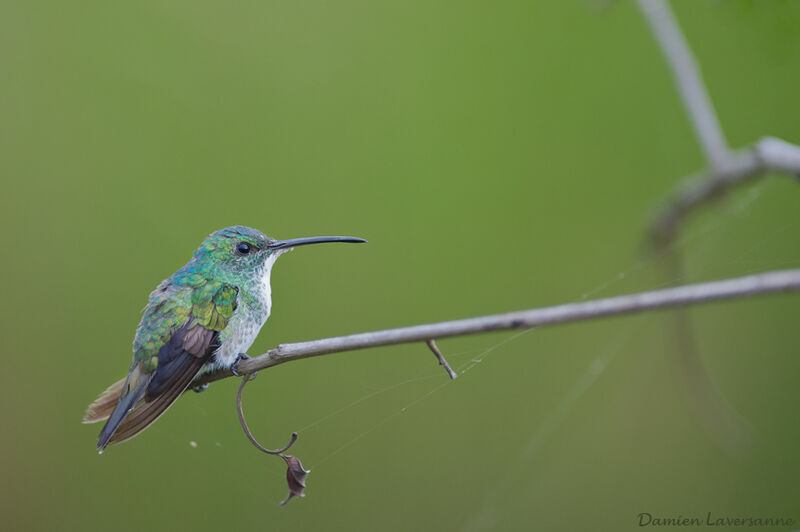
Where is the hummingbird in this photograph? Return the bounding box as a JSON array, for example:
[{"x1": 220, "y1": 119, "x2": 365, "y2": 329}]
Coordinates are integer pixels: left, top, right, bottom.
[{"x1": 84, "y1": 226, "x2": 366, "y2": 451}]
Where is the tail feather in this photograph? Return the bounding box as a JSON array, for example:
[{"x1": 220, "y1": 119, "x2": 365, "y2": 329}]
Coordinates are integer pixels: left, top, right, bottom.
[
  {"x1": 97, "y1": 366, "x2": 152, "y2": 451},
  {"x1": 83, "y1": 378, "x2": 126, "y2": 424}
]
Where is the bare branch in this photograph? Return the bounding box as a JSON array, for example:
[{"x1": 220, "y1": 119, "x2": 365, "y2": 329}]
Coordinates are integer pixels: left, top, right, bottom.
[
  {"x1": 192, "y1": 269, "x2": 800, "y2": 381},
  {"x1": 650, "y1": 137, "x2": 800, "y2": 244},
  {"x1": 636, "y1": 0, "x2": 729, "y2": 170}
]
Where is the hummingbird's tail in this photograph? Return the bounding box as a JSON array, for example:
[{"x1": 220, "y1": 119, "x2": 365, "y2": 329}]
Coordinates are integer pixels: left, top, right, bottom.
[
  {"x1": 83, "y1": 378, "x2": 126, "y2": 424},
  {"x1": 88, "y1": 352, "x2": 207, "y2": 451},
  {"x1": 96, "y1": 365, "x2": 152, "y2": 451},
  {"x1": 101, "y1": 355, "x2": 204, "y2": 446}
]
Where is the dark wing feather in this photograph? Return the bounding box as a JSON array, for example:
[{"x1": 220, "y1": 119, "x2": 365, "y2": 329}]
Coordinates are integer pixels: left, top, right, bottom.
[
  {"x1": 147, "y1": 324, "x2": 217, "y2": 398},
  {"x1": 106, "y1": 325, "x2": 219, "y2": 445}
]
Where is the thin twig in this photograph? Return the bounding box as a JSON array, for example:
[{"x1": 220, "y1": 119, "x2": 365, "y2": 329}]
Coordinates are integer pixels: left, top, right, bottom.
[
  {"x1": 636, "y1": 0, "x2": 728, "y2": 170},
  {"x1": 190, "y1": 268, "x2": 800, "y2": 383},
  {"x1": 426, "y1": 339, "x2": 457, "y2": 380}
]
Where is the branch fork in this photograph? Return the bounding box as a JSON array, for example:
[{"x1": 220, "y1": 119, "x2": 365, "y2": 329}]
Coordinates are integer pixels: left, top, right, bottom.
[{"x1": 637, "y1": 0, "x2": 800, "y2": 246}]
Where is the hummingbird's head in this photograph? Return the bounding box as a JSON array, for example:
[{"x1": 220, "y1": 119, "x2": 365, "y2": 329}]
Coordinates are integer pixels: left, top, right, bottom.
[
  {"x1": 192, "y1": 226, "x2": 275, "y2": 274},
  {"x1": 191, "y1": 225, "x2": 367, "y2": 275}
]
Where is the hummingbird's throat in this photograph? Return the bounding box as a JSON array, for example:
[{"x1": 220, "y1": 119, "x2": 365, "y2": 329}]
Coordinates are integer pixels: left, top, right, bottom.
[{"x1": 258, "y1": 249, "x2": 288, "y2": 315}]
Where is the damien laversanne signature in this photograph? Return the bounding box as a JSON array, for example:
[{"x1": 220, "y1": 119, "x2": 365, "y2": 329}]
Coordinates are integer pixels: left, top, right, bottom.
[{"x1": 637, "y1": 512, "x2": 794, "y2": 527}]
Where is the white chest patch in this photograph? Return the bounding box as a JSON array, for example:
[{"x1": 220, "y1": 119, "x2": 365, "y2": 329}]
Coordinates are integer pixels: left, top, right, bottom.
[{"x1": 258, "y1": 250, "x2": 284, "y2": 318}]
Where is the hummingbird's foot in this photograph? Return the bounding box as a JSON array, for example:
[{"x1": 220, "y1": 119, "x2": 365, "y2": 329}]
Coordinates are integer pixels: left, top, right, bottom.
[
  {"x1": 190, "y1": 383, "x2": 209, "y2": 393},
  {"x1": 231, "y1": 353, "x2": 257, "y2": 379}
]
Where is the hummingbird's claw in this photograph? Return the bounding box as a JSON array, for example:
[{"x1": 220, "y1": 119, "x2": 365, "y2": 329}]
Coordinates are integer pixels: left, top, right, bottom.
[
  {"x1": 231, "y1": 353, "x2": 257, "y2": 379},
  {"x1": 190, "y1": 383, "x2": 209, "y2": 393}
]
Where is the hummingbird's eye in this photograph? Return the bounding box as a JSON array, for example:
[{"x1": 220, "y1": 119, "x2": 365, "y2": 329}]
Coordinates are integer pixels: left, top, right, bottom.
[{"x1": 235, "y1": 242, "x2": 252, "y2": 256}]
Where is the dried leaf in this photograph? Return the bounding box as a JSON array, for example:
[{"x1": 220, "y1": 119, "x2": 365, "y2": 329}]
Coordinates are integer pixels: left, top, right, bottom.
[{"x1": 280, "y1": 454, "x2": 310, "y2": 506}]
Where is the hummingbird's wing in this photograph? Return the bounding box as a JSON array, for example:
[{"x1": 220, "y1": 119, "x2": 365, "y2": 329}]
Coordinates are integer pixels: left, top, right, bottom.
[{"x1": 94, "y1": 277, "x2": 238, "y2": 450}]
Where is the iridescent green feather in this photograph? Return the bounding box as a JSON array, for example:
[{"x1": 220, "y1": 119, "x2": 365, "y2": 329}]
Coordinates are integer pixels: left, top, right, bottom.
[
  {"x1": 132, "y1": 278, "x2": 238, "y2": 373},
  {"x1": 190, "y1": 279, "x2": 238, "y2": 331}
]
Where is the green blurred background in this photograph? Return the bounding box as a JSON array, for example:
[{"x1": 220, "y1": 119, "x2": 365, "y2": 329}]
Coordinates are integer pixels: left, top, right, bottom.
[{"x1": 2, "y1": 1, "x2": 799, "y2": 530}]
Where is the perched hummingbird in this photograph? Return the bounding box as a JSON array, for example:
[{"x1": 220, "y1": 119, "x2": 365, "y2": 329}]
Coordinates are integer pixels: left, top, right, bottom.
[{"x1": 84, "y1": 226, "x2": 366, "y2": 451}]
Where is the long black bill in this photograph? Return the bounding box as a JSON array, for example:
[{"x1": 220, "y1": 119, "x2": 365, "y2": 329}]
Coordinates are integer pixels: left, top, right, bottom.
[{"x1": 268, "y1": 236, "x2": 367, "y2": 250}]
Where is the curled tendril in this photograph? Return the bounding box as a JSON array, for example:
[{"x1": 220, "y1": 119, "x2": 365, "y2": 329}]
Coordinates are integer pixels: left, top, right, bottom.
[
  {"x1": 236, "y1": 374, "x2": 298, "y2": 454},
  {"x1": 235, "y1": 373, "x2": 309, "y2": 505}
]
